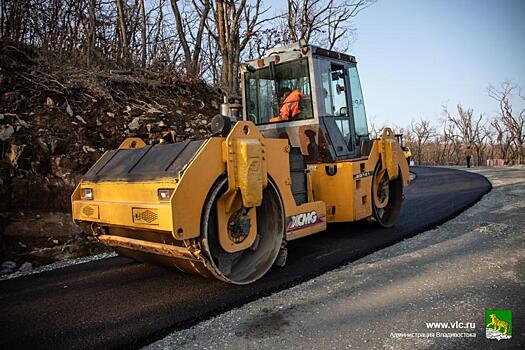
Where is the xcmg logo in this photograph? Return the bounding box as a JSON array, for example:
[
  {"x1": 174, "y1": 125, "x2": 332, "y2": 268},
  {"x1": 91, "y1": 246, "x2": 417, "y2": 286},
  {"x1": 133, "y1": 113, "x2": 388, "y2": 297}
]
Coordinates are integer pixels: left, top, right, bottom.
[{"x1": 287, "y1": 211, "x2": 321, "y2": 231}]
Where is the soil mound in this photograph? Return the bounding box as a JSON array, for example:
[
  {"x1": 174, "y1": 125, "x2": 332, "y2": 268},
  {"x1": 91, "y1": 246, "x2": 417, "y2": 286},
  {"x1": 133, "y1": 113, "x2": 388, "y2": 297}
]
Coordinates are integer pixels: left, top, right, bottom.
[{"x1": 0, "y1": 41, "x2": 220, "y2": 268}]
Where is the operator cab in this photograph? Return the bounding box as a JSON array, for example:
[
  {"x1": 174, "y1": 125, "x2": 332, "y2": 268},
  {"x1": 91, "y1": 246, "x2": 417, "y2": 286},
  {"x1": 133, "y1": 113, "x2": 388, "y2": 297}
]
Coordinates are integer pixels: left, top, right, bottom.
[
  {"x1": 241, "y1": 42, "x2": 370, "y2": 163},
  {"x1": 395, "y1": 134, "x2": 408, "y2": 151}
]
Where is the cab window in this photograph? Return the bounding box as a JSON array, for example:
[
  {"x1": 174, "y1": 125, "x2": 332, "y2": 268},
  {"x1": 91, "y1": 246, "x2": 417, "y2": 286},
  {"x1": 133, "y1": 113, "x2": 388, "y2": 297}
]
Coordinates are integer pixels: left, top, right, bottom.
[
  {"x1": 245, "y1": 58, "x2": 313, "y2": 124},
  {"x1": 320, "y1": 61, "x2": 352, "y2": 144},
  {"x1": 348, "y1": 65, "x2": 368, "y2": 137}
]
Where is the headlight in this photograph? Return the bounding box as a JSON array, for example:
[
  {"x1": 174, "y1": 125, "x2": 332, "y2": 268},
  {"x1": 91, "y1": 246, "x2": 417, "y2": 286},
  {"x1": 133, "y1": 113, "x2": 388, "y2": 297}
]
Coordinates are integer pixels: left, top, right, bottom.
[
  {"x1": 158, "y1": 188, "x2": 174, "y2": 201},
  {"x1": 80, "y1": 188, "x2": 93, "y2": 200}
]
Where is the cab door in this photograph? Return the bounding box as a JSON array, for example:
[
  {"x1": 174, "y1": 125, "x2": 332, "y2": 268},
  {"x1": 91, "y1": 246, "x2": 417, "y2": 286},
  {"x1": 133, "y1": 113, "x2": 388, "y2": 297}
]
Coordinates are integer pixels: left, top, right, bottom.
[{"x1": 317, "y1": 59, "x2": 359, "y2": 159}]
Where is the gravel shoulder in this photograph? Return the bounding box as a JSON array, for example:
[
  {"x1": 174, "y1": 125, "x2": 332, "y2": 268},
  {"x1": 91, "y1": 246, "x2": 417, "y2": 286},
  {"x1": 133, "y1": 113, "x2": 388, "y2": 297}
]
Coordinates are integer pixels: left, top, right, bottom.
[{"x1": 147, "y1": 167, "x2": 524, "y2": 350}]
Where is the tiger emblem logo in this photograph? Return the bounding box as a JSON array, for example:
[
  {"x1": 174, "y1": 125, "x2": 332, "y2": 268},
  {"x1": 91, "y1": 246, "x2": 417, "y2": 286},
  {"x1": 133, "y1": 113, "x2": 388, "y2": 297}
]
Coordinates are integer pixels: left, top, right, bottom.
[
  {"x1": 485, "y1": 310, "x2": 512, "y2": 340},
  {"x1": 487, "y1": 314, "x2": 509, "y2": 335}
]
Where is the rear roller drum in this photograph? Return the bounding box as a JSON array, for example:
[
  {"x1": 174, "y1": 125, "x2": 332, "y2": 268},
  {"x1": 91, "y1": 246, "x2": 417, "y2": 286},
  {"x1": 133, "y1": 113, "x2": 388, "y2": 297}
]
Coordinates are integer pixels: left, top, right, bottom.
[
  {"x1": 371, "y1": 161, "x2": 403, "y2": 227},
  {"x1": 201, "y1": 177, "x2": 284, "y2": 284}
]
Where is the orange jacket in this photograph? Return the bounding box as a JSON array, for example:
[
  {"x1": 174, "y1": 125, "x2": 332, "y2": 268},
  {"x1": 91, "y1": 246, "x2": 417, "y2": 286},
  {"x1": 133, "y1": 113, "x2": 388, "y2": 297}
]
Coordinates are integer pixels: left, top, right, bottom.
[{"x1": 270, "y1": 89, "x2": 304, "y2": 122}]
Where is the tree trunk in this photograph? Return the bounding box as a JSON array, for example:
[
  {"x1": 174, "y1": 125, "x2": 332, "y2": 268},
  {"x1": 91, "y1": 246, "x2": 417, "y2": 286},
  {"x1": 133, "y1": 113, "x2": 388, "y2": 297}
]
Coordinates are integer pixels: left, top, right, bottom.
[
  {"x1": 115, "y1": 0, "x2": 129, "y2": 65},
  {"x1": 87, "y1": 0, "x2": 96, "y2": 66},
  {"x1": 139, "y1": 0, "x2": 147, "y2": 67}
]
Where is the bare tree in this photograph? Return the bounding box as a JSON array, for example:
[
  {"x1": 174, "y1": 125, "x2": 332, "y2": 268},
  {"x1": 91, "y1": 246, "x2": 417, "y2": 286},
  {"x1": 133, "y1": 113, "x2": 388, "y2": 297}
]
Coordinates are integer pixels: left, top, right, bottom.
[
  {"x1": 443, "y1": 104, "x2": 475, "y2": 146},
  {"x1": 170, "y1": 0, "x2": 210, "y2": 75},
  {"x1": 472, "y1": 116, "x2": 489, "y2": 166},
  {"x1": 86, "y1": 0, "x2": 97, "y2": 66},
  {"x1": 245, "y1": 27, "x2": 284, "y2": 60},
  {"x1": 488, "y1": 81, "x2": 525, "y2": 164},
  {"x1": 115, "y1": 0, "x2": 130, "y2": 65},
  {"x1": 139, "y1": 0, "x2": 147, "y2": 67},
  {"x1": 491, "y1": 119, "x2": 513, "y2": 163},
  {"x1": 151, "y1": 0, "x2": 165, "y2": 66},
  {"x1": 285, "y1": 0, "x2": 374, "y2": 50},
  {"x1": 410, "y1": 118, "x2": 435, "y2": 165},
  {"x1": 444, "y1": 104, "x2": 487, "y2": 165},
  {"x1": 209, "y1": 0, "x2": 268, "y2": 95}
]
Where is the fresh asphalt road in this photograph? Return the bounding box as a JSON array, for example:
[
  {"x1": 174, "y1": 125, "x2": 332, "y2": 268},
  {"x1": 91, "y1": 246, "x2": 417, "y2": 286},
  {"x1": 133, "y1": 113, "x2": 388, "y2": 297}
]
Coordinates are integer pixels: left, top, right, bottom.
[{"x1": 0, "y1": 167, "x2": 491, "y2": 350}]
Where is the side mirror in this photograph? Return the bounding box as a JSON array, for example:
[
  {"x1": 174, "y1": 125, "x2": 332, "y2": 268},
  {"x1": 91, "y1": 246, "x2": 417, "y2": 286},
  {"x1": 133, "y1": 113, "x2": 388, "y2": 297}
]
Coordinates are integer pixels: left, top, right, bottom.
[{"x1": 331, "y1": 71, "x2": 344, "y2": 81}]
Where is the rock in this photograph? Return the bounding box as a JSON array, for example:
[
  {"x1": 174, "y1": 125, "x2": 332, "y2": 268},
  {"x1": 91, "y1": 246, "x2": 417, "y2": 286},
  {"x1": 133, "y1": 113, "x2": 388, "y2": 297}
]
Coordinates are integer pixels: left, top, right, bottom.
[
  {"x1": 36, "y1": 137, "x2": 50, "y2": 154},
  {"x1": 147, "y1": 107, "x2": 163, "y2": 115},
  {"x1": 51, "y1": 156, "x2": 70, "y2": 177},
  {"x1": 18, "y1": 241, "x2": 27, "y2": 248},
  {"x1": 66, "y1": 103, "x2": 74, "y2": 117},
  {"x1": 486, "y1": 327, "x2": 512, "y2": 340},
  {"x1": 52, "y1": 239, "x2": 59, "y2": 244},
  {"x1": 82, "y1": 145, "x2": 96, "y2": 153},
  {"x1": 128, "y1": 117, "x2": 141, "y2": 130},
  {"x1": 45, "y1": 97, "x2": 55, "y2": 108},
  {"x1": 2, "y1": 261, "x2": 16, "y2": 270},
  {"x1": 50, "y1": 139, "x2": 67, "y2": 155},
  {"x1": 5, "y1": 143, "x2": 25, "y2": 166},
  {"x1": 0, "y1": 124, "x2": 14, "y2": 141},
  {"x1": 16, "y1": 116, "x2": 29, "y2": 128},
  {"x1": 75, "y1": 115, "x2": 87, "y2": 124},
  {"x1": 106, "y1": 112, "x2": 115, "y2": 118},
  {"x1": 18, "y1": 262, "x2": 33, "y2": 273}
]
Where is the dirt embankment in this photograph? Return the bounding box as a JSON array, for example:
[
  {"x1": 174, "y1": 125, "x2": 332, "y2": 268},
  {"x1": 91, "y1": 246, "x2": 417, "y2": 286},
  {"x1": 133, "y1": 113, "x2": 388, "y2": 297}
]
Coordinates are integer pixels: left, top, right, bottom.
[{"x1": 0, "y1": 41, "x2": 220, "y2": 271}]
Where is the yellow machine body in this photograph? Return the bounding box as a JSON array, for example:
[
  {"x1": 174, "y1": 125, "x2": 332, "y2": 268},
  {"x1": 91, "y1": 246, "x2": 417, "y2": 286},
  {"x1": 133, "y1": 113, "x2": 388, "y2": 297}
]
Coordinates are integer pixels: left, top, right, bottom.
[
  {"x1": 72, "y1": 122, "x2": 407, "y2": 281},
  {"x1": 403, "y1": 149, "x2": 412, "y2": 160},
  {"x1": 71, "y1": 43, "x2": 410, "y2": 284}
]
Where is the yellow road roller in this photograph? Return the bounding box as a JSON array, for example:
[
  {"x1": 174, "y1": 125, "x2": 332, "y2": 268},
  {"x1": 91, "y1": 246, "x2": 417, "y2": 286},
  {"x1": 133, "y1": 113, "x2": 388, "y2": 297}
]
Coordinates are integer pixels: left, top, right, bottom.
[
  {"x1": 395, "y1": 133, "x2": 412, "y2": 166},
  {"x1": 72, "y1": 42, "x2": 409, "y2": 284}
]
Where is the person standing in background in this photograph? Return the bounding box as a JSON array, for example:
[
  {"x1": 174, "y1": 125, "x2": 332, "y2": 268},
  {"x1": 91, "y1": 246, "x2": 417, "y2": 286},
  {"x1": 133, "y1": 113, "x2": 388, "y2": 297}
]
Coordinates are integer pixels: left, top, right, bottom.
[{"x1": 465, "y1": 145, "x2": 473, "y2": 168}]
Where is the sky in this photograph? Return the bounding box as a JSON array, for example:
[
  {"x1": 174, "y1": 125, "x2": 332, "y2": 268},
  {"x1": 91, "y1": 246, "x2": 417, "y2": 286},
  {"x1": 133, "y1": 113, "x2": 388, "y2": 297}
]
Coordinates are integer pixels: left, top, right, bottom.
[
  {"x1": 350, "y1": 0, "x2": 525, "y2": 128},
  {"x1": 268, "y1": 0, "x2": 525, "y2": 128}
]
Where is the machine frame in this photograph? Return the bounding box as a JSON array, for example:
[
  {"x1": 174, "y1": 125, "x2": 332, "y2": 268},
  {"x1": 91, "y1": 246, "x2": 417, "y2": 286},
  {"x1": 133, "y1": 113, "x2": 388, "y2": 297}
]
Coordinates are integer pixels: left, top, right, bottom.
[{"x1": 71, "y1": 42, "x2": 410, "y2": 284}]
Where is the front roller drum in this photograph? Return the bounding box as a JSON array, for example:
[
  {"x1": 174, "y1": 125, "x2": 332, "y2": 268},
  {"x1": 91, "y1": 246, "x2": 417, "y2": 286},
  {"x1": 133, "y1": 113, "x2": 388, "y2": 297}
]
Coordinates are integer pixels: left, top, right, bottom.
[
  {"x1": 97, "y1": 177, "x2": 284, "y2": 284},
  {"x1": 113, "y1": 246, "x2": 215, "y2": 278},
  {"x1": 200, "y1": 177, "x2": 285, "y2": 284}
]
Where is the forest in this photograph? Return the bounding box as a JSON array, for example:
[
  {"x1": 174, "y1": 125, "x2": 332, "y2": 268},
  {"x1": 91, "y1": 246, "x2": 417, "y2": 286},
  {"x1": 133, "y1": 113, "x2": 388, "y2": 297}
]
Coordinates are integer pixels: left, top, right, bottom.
[{"x1": 2, "y1": 0, "x2": 523, "y2": 167}]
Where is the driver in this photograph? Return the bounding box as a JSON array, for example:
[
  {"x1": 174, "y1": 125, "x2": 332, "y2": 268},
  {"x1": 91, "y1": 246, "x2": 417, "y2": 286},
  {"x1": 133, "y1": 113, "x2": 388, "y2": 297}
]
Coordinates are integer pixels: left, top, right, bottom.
[{"x1": 269, "y1": 88, "x2": 306, "y2": 123}]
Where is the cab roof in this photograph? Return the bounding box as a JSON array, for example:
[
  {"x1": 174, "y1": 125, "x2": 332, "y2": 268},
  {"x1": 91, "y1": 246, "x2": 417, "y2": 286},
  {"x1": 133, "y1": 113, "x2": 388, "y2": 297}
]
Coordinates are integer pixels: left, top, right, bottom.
[{"x1": 262, "y1": 42, "x2": 356, "y2": 63}]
